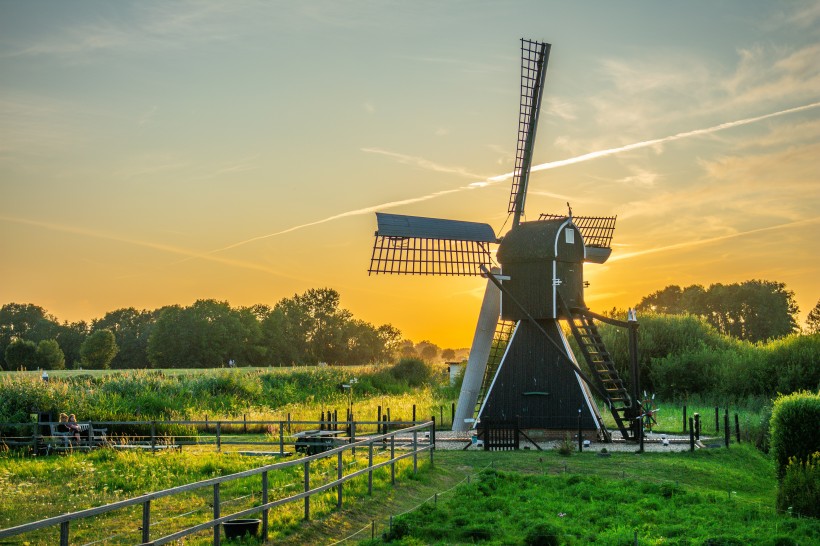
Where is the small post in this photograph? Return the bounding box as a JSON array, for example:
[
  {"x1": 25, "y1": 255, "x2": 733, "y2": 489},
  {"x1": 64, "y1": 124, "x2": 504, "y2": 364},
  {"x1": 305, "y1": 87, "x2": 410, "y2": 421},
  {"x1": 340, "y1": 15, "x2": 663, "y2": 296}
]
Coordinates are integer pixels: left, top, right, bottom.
[
  {"x1": 694, "y1": 413, "x2": 701, "y2": 441},
  {"x1": 734, "y1": 413, "x2": 741, "y2": 443},
  {"x1": 439, "y1": 405, "x2": 443, "y2": 427},
  {"x1": 213, "y1": 483, "x2": 221, "y2": 546},
  {"x1": 142, "y1": 500, "x2": 151, "y2": 544},
  {"x1": 413, "y1": 430, "x2": 418, "y2": 474},
  {"x1": 262, "y1": 471, "x2": 269, "y2": 540},
  {"x1": 337, "y1": 451, "x2": 343, "y2": 508},
  {"x1": 287, "y1": 412, "x2": 291, "y2": 434},
  {"x1": 638, "y1": 412, "x2": 645, "y2": 453},
  {"x1": 689, "y1": 417, "x2": 695, "y2": 451},
  {"x1": 368, "y1": 442, "x2": 374, "y2": 495},
  {"x1": 60, "y1": 521, "x2": 69, "y2": 546},
  {"x1": 304, "y1": 460, "x2": 310, "y2": 520},
  {"x1": 151, "y1": 421, "x2": 156, "y2": 451},
  {"x1": 578, "y1": 407, "x2": 583, "y2": 452},
  {"x1": 451, "y1": 402, "x2": 455, "y2": 427},
  {"x1": 377, "y1": 405, "x2": 382, "y2": 430},
  {"x1": 412, "y1": 404, "x2": 416, "y2": 422},
  {"x1": 724, "y1": 410, "x2": 730, "y2": 448},
  {"x1": 279, "y1": 422, "x2": 284, "y2": 454},
  {"x1": 382, "y1": 415, "x2": 388, "y2": 435},
  {"x1": 430, "y1": 417, "x2": 436, "y2": 465},
  {"x1": 320, "y1": 410, "x2": 325, "y2": 431},
  {"x1": 216, "y1": 422, "x2": 222, "y2": 453},
  {"x1": 683, "y1": 405, "x2": 687, "y2": 432},
  {"x1": 243, "y1": 413, "x2": 247, "y2": 433},
  {"x1": 390, "y1": 434, "x2": 396, "y2": 485},
  {"x1": 715, "y1": 406, "x2": 720, "y2": 433},
  {"x1": 387, "y1": 407, "x2": 391, "y2": 424},
  {"x1": 371, "y1": 520, "x2": 376, "y2": 540}
]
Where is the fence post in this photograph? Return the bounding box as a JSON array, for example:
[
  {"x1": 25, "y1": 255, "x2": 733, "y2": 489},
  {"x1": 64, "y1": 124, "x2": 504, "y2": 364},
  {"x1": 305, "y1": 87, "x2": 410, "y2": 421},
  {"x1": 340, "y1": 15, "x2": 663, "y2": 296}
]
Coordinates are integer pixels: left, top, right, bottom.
[
  {"x1": 216, "y1": 422, "x2": 222, "y2": 453},
  {"x1": 60, "y1": 521, "x2": 69, "y2": 546},
  {"x1": 451, "y1": 402, "x2": 455, "y2": 427},
  {"x1": 715, "y1": 406, "x2": 720, "y2": 433},
  {"x1": 413, "y1": 430, "x2": 418, "y2": 475},
  {"x1": 304, "y1": 460, "x2": 311, "y2": 520},
  {"x1": 151, "y1": 421, "x2": 156, "y2": 451},
  {"x1": 430, "y1": 417, "x2": 436, "y2": 466},
  {"x1": 694, "y1": 413, "x2": 700, "y2": 440},
  {"x1": 351, "y1": 418, "x2": 356, "y2": 456},
  {"x1": 638, "y1": 412, "x2": 644, "y2": 454},
  {"x1": 724, "y1": 410, "x2": 730, "y2": 448},
  {"x1": 142, "y1": 500, "x2": 151, "y2": 543},
  {"x1": 689, "y1": 417, "x2": 695, "y2": 451},
  {"x1": 337, "y1": 451, "x2": 343, "y2": 508},
  {"x1": 243, "y1": 413, "x2": 247, "y2": 433},
  {"x1": 377, "y1": 406, "x2": 382, "y2": 432},
  {"x1": 391, "y1": 434, "x2": 396, "y2": 485},
  {"x1": 262, "y1": 471, "x2": 269, "y2": 540},
  {"x1": 734, "y1": 413, "x2": 741, "y2": 443},
  {"x1": 368, "y1": 442, "x2": 374, "y2": 495},
  {"x1": 279, "y1": 422, "x2": 284, "y2": 454},
  {"x1": 412, "y1": 404, "x2": 416, "y2": 422},
  {"x1": 213, "y1": 483, "x2": 221, "y2": 546},
  {"x1": 287, "y1": 412, "x2": 291, "y2": 434}
]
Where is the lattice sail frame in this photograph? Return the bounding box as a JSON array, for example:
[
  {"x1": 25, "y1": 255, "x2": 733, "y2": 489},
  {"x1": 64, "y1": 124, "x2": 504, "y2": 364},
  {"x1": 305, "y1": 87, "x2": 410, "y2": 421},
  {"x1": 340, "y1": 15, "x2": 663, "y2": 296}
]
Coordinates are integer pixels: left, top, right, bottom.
[
  {"x1": 368, "y1": 236, "x2": 494, "y2": 276},
  {"x1": 508, "y1": 39, "x2": 551, "y2": 222},
  {"x1": 538, "y1": 213, "x2": 617, "y2": 248}
]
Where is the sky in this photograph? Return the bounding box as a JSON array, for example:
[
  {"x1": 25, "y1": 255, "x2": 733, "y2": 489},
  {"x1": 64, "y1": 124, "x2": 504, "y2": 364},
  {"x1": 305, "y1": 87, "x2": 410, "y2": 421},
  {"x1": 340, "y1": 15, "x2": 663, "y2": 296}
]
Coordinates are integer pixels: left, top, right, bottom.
[{"x1": 1, "y1": 1, "x2": 819, "y2": 348}]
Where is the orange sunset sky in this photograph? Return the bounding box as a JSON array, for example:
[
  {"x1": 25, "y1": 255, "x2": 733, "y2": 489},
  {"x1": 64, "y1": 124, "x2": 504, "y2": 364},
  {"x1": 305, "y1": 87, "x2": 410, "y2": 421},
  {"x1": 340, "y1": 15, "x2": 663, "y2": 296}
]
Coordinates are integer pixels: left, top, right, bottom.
[{"x1": 1, "y1": 1, "x2": 819, "y2": 348}]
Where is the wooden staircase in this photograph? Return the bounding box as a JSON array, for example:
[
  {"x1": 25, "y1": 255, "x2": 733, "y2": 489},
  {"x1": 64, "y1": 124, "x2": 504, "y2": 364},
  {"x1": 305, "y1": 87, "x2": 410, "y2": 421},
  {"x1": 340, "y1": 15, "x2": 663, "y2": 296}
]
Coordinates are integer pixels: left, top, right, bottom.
[{"x1": 564, "y1": 307, "x2": 636, "y2": 441}]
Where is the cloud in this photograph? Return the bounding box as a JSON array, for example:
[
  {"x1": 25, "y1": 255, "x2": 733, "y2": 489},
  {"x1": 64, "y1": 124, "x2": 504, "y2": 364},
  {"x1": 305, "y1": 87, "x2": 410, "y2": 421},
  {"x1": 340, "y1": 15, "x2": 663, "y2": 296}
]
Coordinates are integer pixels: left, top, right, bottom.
[{"x1": 361, "y1": 147, "x2": 489, "y2": 180}]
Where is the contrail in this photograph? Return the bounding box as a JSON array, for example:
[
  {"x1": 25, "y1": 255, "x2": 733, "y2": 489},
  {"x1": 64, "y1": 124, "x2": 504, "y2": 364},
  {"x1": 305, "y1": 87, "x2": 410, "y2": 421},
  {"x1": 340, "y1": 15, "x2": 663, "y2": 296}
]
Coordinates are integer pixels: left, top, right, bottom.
[
  {"x1": 192, "y1": 100, "x2": 820, "y2": 256},
  {"x1": 608, "y1": 216, "x2": 820, "y2": 263},
  {"x1": 0, "y1": 214, "x2": 295, "y2": 277}
]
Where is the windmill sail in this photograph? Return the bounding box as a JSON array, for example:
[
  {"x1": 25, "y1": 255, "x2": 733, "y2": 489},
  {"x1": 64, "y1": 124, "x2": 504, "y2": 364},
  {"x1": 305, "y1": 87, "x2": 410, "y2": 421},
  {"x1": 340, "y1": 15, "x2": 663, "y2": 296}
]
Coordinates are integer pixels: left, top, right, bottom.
[
  {"x1": 368, "y1": 212, "x2": 498, "y2": 276},
  {"x1": 539, "y1": 213, "x2": 617, "y2": 264},
  {"x1": 509, "y1": 40, "x2": 551, "y2": 226}
]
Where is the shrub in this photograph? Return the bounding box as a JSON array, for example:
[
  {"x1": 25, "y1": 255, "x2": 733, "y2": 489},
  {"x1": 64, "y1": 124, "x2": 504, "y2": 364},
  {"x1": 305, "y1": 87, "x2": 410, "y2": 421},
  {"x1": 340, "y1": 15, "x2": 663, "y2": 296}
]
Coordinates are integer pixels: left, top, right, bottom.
[
  {"x1": 389, "y1": 358, "x2": 433, "y2": 387},
  {"x1": 524, "y1": 521, "x2": 560, "y2": 546},
  {"x1": 776, "y1": 452, "x2": 820, "y2": 518},
  {"x1": 770, "y1": 391, "x2": 820, "y2": 479}
]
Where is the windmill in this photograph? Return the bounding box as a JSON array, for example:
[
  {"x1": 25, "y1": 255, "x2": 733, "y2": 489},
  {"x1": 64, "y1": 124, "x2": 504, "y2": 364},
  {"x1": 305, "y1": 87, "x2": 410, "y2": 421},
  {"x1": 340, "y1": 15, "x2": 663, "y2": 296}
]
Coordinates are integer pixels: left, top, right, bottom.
[{"x1": 367, "y1": 39, "x2": 641, "y2": 441}]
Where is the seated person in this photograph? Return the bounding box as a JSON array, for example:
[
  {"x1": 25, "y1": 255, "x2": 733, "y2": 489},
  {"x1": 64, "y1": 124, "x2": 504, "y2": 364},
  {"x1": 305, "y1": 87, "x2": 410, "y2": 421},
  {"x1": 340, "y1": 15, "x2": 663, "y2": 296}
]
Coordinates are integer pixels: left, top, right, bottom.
[{"x1": 66, "y1": 413, "x2": 82, "y2": 444}]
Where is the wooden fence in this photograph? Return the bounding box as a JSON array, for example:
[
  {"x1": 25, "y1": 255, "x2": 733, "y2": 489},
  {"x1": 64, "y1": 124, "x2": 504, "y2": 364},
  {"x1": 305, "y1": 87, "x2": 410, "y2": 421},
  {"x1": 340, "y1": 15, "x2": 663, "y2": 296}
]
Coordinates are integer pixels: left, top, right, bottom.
[{"x1": 0, "y1": 420, "x2": 435, "y2": 545}]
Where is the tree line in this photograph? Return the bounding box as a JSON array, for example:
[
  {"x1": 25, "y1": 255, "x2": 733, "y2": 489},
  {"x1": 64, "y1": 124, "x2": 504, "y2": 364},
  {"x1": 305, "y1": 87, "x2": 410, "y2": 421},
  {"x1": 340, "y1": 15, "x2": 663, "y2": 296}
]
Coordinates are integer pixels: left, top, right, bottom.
[{"x1": 0, "y1": 288, "x2": 408, "y2": 370}]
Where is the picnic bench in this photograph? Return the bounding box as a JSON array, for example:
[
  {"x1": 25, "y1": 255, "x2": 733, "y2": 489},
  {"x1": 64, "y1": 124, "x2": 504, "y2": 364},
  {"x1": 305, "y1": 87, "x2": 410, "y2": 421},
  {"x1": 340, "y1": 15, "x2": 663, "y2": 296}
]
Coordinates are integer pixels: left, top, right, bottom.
[
  {"x1": 48, "y1": 422, "x2": 108, "y2": 452},
  {"x1": 293, "y1": 429, "x2": 346, "y2": 455}
]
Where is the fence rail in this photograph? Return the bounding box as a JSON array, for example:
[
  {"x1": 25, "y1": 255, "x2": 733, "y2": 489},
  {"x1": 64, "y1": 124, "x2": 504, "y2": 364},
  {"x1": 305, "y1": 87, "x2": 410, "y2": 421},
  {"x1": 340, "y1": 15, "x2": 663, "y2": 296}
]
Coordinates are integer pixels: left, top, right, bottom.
[{"x1": 0, "y1": 420, "x2": 436, "y2": 545}]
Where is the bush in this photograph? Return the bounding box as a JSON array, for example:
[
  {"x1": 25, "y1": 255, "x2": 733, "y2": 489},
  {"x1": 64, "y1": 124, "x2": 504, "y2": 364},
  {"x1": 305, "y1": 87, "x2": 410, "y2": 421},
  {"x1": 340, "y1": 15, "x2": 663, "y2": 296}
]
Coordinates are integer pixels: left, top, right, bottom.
[
  {"x1": 776, "y1": 452, "x2": 820, "y2": 518},
  {"x1": 770, "y1": 391, "x2": 820, "y2": 479},
  {"x1": 389, "y1": 358, "x2": 433, "y2": 387},
  {"x1": 524, "y1": 521, "x2": 560, "y2": 546}
]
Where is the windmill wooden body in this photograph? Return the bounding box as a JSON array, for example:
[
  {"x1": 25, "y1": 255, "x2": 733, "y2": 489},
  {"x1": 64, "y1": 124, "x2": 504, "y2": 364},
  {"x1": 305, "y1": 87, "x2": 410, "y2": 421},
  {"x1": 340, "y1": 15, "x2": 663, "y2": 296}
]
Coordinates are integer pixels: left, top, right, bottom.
[{"x1": 368, "y1": 40, "x2": 641, "y2": 441}]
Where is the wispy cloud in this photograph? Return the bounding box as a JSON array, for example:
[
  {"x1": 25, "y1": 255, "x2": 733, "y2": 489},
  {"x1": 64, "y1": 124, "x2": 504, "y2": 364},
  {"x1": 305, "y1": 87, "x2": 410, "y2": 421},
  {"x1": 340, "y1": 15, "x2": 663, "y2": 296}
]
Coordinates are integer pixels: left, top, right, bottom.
[
  {"x1": 200, "y1": 101, "x2": 820, "y2": 258},
  {"x1": 0, "y1": 214, "x2": 295, "y2": 278},
  {"x1": 609, "y1": 217, "x2": 820, "y2": 263}
]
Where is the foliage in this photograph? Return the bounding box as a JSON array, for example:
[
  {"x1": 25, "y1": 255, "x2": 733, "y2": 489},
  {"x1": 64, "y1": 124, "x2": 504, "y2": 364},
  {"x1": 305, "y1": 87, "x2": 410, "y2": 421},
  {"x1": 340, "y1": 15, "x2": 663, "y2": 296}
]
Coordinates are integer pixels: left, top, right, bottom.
[
  {"x1": 637, "y1": 280, "x2": 799, "y2": 342},
  {"x1": 80, "y1": 329, "x2": 119, "y2": 370},
  {"x1": 770, "y1": 391, "x2": 820, "y2": 480},
  {"x1": 389, "y1": 358, "x2": 435, "y2": 387},
  {"x1": 4, "y1": 339, "x2": 37, "y2": 370},
  {"x1": 92, "y1": 308, "x2": 156, "y2": 369},
  {"x1": 36, "y1": 339, "x2": 65, "y2": 370},
  {"x1": 596, "y1": 312, "x2": 820, "y2": 400},
  {"x1": 806, "y1": 298, "x2": 820, "y2": 334},
  {"x1": 777, "y1": 451, "x2": 820, "y2": 518}
]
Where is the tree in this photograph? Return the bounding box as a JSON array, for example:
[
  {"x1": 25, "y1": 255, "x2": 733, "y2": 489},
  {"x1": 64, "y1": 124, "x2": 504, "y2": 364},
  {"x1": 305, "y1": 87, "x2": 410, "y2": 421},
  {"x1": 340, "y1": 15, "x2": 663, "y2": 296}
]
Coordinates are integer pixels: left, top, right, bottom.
[
  {"x1": 806, "y1": 299, "x2": 820, "y2": 334},
  {"x1": 55, "y1": 320, "x2": 88, "y2": 369},
  {"x1": 637, "y1": 279, "x2": 799, "y2": 342},
  {"x1": 93, "y1": 308, "x2": 156, "y2": 368},
  {"x1": 0, "y1": 303, "x2": 61, "y2": 362},
  {"x1": 147, "y1": 300, "x2": 249, "y2": 368},
  {"x1": 441, "y1": 348, "x2": 456, "y2": 361},
  {"x1": 4, "y1": 339, "x2": 38, "y2": 370},
  {"x1": 416, "y1": 340, "x2": 440, "y2": 362},
  {"x1": 36, "y1": 339, "x2": 65, "y2": 370},
  {"x1": 80, "y1": 329, "x2": 119, "y2": 369}
]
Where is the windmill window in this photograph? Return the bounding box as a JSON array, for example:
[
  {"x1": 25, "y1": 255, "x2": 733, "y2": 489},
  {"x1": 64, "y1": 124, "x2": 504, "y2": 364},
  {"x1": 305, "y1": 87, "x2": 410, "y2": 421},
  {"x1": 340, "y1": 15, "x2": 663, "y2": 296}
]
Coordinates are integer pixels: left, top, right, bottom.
[{"x1": 565, "y1": 228, "x2": 574, "y2": 244}]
